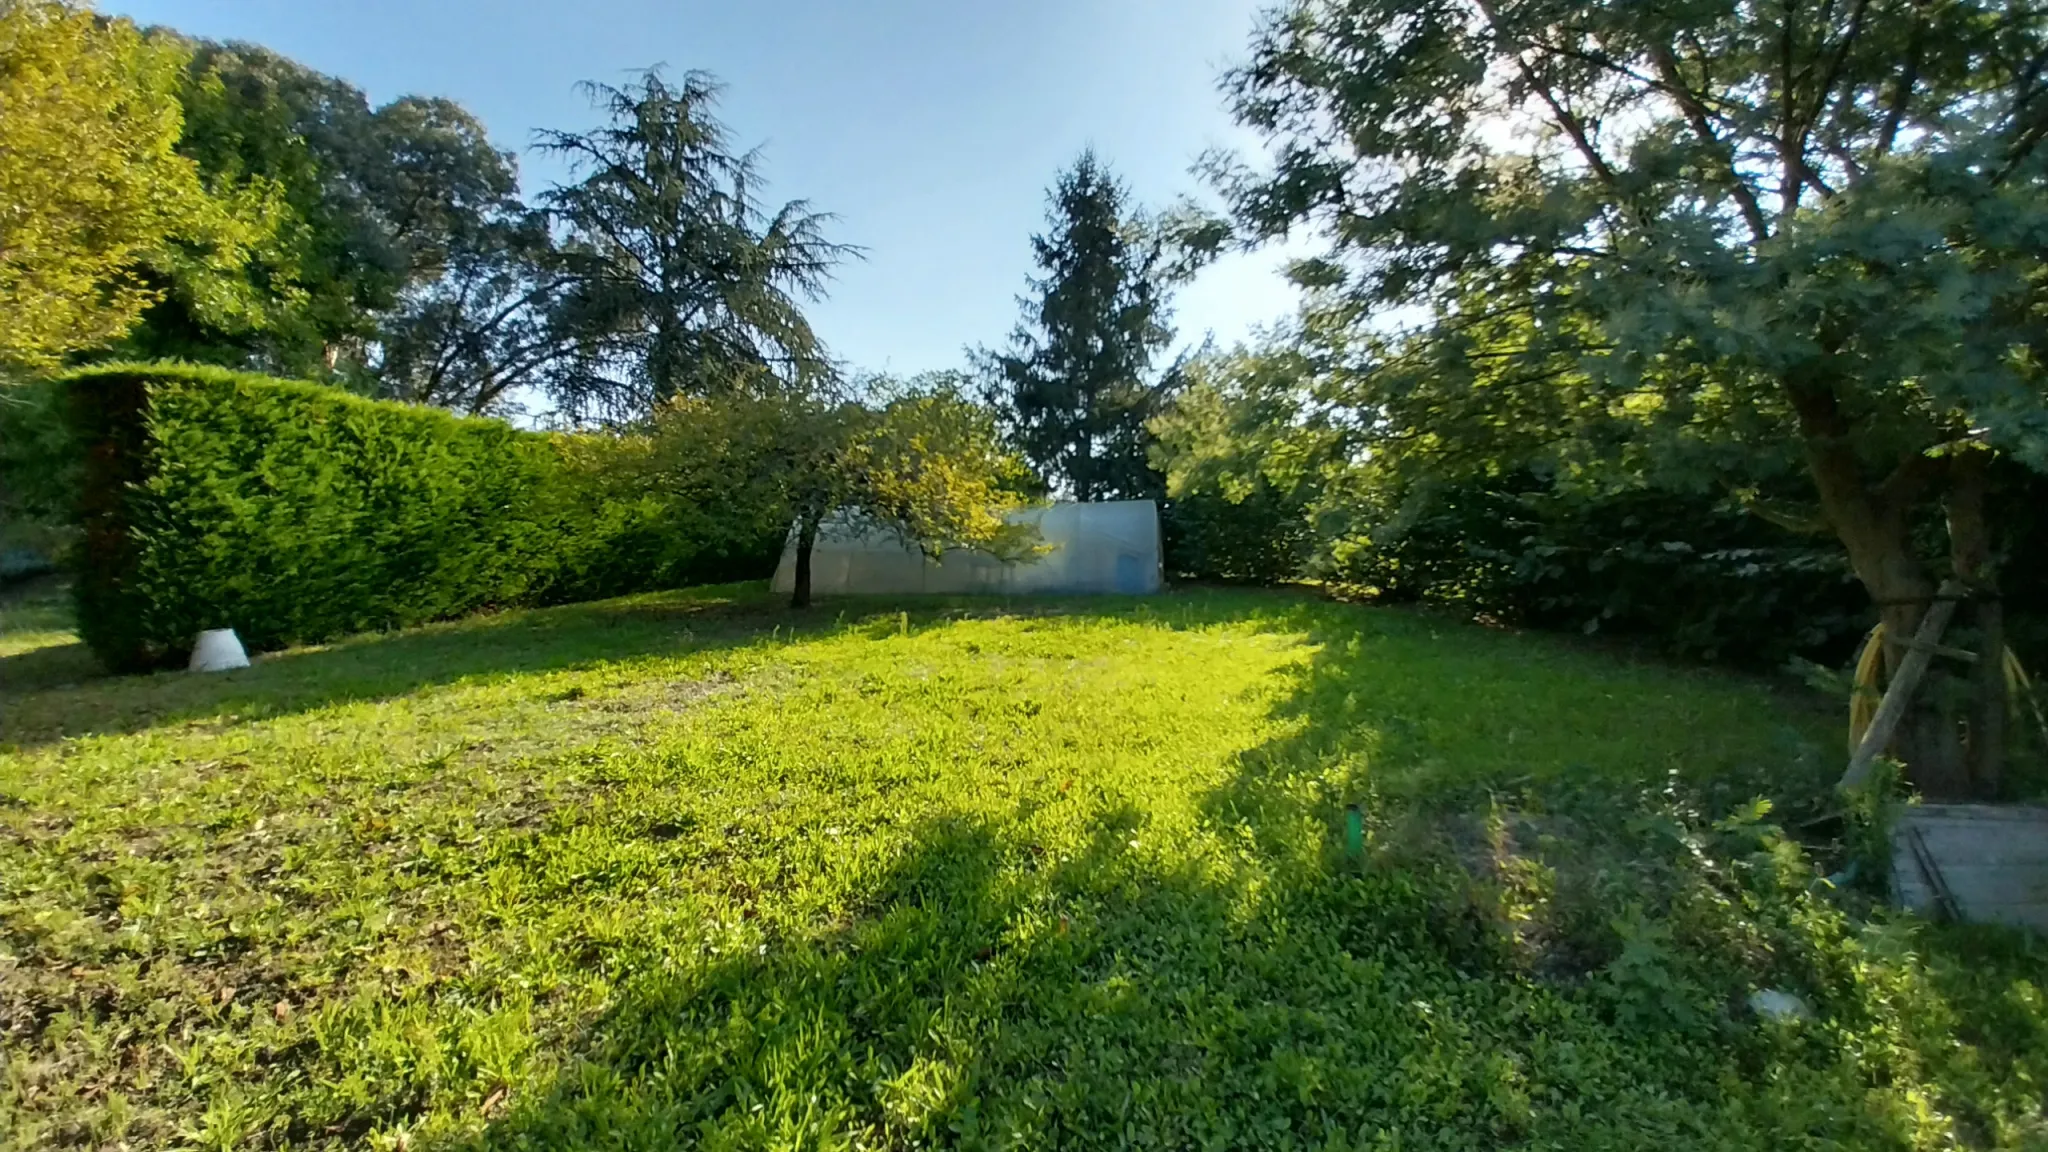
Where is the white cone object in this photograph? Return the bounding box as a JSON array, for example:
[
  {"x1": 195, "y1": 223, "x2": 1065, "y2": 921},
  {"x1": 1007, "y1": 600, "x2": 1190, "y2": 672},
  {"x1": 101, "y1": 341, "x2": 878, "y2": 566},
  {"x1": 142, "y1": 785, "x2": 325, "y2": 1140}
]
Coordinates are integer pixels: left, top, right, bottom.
[{"x1": 189, "y1": 628, "x2": 250, "y2": 672}]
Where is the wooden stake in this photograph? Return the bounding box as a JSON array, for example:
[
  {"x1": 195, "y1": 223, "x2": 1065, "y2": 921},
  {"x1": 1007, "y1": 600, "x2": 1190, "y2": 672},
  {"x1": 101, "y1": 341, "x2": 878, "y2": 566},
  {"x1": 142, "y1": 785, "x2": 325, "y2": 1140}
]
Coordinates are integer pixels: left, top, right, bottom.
[{"x1": 1841, "y1": 579, "x2": 1966, "y2": 791}]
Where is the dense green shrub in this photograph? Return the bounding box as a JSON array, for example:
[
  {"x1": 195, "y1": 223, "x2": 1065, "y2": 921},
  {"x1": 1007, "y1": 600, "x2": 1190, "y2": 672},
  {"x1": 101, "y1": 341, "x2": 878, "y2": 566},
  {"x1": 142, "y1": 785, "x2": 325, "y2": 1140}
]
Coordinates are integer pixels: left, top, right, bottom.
[
  {"x1": 1160, "y1": 486, "x2": 1314, "y2": 584},
  {"x1": 1149, "y1": 341, "x2": 2045, "y2": 672},
  {"x1": 0, "y1": 376, "x2": 78, "y2": 567},
  {"x1": 1335, "y1": 477, "x2": 1871, "y2": 667},
  {"x1": 542, "y1": 433, "x2": 782, "y2": 605},
  {"x1": 1356, "y1": 469, "x2": 2048, "y2": 672},
  {"x1": 1161, "y1": 441, "x2": 2046, "y2": 671},
  {"x1": 61, "y1": 363, "x2": 772, "y2": 671}
]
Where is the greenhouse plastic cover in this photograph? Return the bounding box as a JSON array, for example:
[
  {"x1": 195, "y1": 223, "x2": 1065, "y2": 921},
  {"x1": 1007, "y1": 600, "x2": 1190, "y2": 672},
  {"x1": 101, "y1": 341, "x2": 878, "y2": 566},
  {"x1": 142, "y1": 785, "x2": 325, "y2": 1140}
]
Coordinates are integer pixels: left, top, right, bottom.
[{"x1": 771, "y1": 500, "x2": 1163, "y2": 596}]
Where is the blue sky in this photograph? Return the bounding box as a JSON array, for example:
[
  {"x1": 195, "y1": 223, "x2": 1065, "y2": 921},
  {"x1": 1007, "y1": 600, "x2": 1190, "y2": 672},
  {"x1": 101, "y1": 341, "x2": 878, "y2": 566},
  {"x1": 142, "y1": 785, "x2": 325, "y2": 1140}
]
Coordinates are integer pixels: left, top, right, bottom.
[{"x1": 102, "y1": 0, "x2": 1305, "y2": 377}]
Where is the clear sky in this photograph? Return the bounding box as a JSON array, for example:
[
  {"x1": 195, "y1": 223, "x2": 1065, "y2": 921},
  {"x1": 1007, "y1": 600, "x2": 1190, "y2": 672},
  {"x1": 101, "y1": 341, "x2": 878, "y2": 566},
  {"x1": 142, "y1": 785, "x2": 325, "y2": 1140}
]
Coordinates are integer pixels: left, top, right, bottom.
[{"x1": 99, "y1": 0, "x2": 1304, "y2": 377}]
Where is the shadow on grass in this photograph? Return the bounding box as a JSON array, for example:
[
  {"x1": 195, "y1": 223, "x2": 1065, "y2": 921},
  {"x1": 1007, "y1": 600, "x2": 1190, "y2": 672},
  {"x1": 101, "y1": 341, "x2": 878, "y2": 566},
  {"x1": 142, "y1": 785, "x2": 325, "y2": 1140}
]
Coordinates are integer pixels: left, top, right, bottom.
[
  {"x1": 0, "y1": 638, "x2": 102, "y2": 695},
  {"x1": 416, "y1": 598, "x2": 2001, "y2": 1149},
  {"x1": 1219, "y1": 596, "x2": 1842, "y2": 827},
  {"x1": 3, "y1": 578, "x2": 1835, "y2": 824},
  {"x1": 434, "y1": 790, "x2": 1995, "y2": 1147},
  {"x1": 0, "y1": 584, "x2": 1314, "y2": 752},
  {"x1": 438, "y1": 806, "x2": 1503, "y2": 1150},
  {"x1": 9, "y1": 575, "x2": 2026, "y2": 1144},
  {"x1": 0, "y1": 585, "x2": 818, "y2": 750}
]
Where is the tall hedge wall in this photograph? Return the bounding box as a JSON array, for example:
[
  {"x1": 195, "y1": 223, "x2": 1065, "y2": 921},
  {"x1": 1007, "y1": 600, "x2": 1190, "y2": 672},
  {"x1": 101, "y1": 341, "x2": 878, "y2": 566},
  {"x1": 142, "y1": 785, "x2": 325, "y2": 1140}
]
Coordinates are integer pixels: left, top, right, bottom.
[{"x1": 62, "y1": 364, "x2": 772, "y2": 671}]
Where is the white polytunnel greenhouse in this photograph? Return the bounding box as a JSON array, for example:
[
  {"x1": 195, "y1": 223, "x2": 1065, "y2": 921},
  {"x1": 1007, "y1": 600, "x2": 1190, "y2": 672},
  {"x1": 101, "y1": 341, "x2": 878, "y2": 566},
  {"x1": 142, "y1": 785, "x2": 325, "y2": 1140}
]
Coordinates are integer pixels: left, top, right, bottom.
[{"x1": 770, "y1": 499, "x2": 1164, "y2": 597}]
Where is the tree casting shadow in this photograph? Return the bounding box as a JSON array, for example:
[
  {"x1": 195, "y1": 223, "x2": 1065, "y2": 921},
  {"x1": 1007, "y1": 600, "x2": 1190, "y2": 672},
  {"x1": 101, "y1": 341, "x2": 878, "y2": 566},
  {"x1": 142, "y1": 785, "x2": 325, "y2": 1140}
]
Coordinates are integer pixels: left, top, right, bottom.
[{"x1": 423, "y1": 596, "x2": 1965, "y2": 1149}]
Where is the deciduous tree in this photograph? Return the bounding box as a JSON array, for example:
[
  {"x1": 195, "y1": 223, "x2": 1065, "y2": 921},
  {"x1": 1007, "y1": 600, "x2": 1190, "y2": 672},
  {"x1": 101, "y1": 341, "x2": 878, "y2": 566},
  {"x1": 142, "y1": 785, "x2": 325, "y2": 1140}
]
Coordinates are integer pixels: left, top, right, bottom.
[
  {"x1": 135, "y1": 38, "x2": 526, "y2": 378},
  {"x1": 648, "y1": 373, "x2": 1037, "y2": 607},
  {"x1": 1217, "y1": 0, "x2": 2048, "y2": 793},
  {"x1": 0, "y1": 1, "x2": 277, "y2": 373}
]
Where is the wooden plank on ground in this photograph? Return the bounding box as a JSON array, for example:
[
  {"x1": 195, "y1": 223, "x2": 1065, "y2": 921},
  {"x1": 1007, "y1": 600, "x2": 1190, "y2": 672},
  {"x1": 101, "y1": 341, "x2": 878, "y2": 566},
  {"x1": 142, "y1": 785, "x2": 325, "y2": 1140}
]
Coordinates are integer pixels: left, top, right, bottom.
[{"x1": 1892, "y1": 805, "x2": 2048, "y2": 934}]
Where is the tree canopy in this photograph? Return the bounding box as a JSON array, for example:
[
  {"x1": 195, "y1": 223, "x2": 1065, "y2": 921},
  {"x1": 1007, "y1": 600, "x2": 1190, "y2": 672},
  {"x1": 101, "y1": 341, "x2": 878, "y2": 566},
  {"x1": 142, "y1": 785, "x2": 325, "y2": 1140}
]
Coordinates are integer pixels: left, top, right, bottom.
[
  {"x1": 0, "y1": 1, "x2": 279, "y2": 374},
  {"x1": 129, "y1": 37, "x2": 528, "y2": 378},
  {"x1": 368, "y1": 208, "x2": 568, "y2": 415},
  {"x1": 646, "y1": 373, "x2": 1038, "y2": 606},
  {"x1": 539, "y1": 69, "x2": 855, "y2": 420},
  {"x1": 1215, "y1": 0, "x2": 2048, "y2": 793},
  {"x1": 986, "y1": 151, "x2": 1182, "y2": 502},
  {"x1": 3, "y1": 22, "x2": 853, "y2": 424}
]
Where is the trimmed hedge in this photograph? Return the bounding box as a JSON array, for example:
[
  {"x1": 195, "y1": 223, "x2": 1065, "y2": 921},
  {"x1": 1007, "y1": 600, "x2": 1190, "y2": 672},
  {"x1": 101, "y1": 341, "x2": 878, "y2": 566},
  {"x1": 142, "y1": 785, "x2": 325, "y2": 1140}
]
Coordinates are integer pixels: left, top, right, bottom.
[{"x1": 62, "y1": 364, "x2": 773, "y2": 671}]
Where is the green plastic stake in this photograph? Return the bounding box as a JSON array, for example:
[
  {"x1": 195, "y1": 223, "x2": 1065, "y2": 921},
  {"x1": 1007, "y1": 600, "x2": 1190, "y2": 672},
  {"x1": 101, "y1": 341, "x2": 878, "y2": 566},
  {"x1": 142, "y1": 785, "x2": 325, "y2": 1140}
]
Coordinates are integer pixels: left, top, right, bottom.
[{"x1": 1344, "y1": 804, "x2": 1365, "y2": 862}]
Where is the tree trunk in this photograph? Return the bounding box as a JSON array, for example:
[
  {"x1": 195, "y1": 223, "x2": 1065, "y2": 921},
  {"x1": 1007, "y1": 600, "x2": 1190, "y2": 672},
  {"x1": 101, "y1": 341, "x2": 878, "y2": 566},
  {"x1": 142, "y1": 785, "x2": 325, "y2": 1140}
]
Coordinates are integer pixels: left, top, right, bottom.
[
  {"x1": 1786, "y1": 376, "x2": 1971, "y2": 796},
  {"x1": 1868, "y1": 591, "x2": 1973, "y2": 797},
  {"x1": 1947, "y1": 448, "x2": 2005, "y2": 796},
  {"x1": 1971, "y1": 596, "x2": 2008, "y2": 796},
  {"x1": 790, "y1": 516, "x2": 819, "y2": 609},
  {"x1": 1843, "y1": 580, "x2": 1965, "y2": 790}
]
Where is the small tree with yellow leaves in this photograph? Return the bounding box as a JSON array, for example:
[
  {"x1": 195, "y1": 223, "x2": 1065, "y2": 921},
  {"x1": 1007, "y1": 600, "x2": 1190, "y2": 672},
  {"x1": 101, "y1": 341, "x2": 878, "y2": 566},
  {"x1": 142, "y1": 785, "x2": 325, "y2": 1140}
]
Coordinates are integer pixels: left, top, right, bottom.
[{"x1": 647, "y1": 374, "x2": 1040, "y2": 607}]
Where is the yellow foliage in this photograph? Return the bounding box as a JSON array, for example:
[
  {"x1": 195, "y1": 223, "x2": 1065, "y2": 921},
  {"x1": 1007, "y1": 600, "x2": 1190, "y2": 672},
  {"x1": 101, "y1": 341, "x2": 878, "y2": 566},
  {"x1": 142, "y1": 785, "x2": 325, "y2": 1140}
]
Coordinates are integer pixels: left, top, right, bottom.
[
  {"x1": 1849, "y1": 623, "x2": 2048, "y2": 753},
  {"x1": 1849, "y1": 624, "x2": 1886, "y2": 754},
  {"x1": 643, "y1": 385, "x2": 1040, "y2": 564},
  {"x1": 0, "y1": 0, "x2": 281, "y2": 371}
]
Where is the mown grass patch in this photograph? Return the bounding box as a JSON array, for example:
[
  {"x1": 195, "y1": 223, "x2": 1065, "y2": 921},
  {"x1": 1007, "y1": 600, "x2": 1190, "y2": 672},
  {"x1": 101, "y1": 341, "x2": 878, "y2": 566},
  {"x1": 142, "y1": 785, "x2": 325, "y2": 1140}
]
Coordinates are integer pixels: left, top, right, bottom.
[{"x1": 2, "y1": 583, "x2": 2042, "y2": 1149}]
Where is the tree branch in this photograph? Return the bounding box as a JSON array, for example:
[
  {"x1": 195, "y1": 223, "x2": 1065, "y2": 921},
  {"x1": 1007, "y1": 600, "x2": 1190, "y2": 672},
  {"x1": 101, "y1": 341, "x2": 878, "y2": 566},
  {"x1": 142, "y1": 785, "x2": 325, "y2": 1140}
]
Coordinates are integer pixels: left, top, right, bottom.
[
  {"x1": 1743, "y1": 495, "x2": 1835, "y2": 535},
  {"x1": 1995, "y1": 44, "x2": 2048, "y2": 181},
  {"x1": 1807, "y1": 0, "x2": 1871, "y2": 128},
  {"x1": 1649, "y1": 43, "x2": 1772, "y2": 242},
  {"x1": 1473, "y1": 0, "x2": 1624, "y2": 193},
  {"x1": 1874, "y1": 1, "x2": 1929, "y2": 158},
  {"x1": 1778, "y1": 0, "x2": 1808, "y2": 217}
]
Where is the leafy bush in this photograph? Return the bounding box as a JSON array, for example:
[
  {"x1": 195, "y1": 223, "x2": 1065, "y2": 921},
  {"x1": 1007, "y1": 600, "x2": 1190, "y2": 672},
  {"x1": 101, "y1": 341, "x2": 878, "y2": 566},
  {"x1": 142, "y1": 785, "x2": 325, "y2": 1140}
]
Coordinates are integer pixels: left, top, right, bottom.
[
  {"x1": 542, "y1": 431, "x2": 782, "y2": 605},
  {"x1": 1149, "y1": 343, "x2": 2047, "y2": 672},
  {"x1": 1153, "y1": 375, "x2": 1868, "y2": 664},
  {"x1": 1160, "y1": 487, "x2": 1314, "y2": 584},
  {"x1": 1148, "y1": 349, "x2": 1324, "y2": 585},
  {"x1": 0, "y1": 376, "x2": 79, "y2": 567},
  {"x1": 1335, "y1": 477, "x2": 1870, "y2": 667},
  {"x1": 62, "y1": 363, "x2": 772, "y2": 671}
]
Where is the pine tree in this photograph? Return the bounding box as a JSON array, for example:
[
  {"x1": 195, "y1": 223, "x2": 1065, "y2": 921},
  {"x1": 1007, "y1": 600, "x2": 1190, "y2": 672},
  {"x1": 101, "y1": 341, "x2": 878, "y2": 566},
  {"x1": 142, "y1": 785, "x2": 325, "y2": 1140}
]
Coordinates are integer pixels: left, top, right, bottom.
[
  {"x1": 989, "y1": 152, "x2": 1173, "y2": 501},
  {"x1": 539, "y1": 69, "x2": 852, "y2": 420}
]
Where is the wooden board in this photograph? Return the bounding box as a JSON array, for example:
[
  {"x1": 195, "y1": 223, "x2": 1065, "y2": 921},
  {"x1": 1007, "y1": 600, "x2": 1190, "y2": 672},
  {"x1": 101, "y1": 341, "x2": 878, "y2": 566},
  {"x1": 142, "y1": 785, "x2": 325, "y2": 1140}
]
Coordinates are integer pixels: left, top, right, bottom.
[{"x1": 1891, "y1": 805, "x2": 2048, "y2": 934}]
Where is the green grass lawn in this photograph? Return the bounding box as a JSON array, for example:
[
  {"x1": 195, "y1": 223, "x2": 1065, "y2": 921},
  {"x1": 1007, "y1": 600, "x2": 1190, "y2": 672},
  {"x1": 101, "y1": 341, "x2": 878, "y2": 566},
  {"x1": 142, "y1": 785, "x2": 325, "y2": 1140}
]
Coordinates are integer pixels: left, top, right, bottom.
[{"x1": 2, "y1": 582, "x2": 2043, "y2": 1150}]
